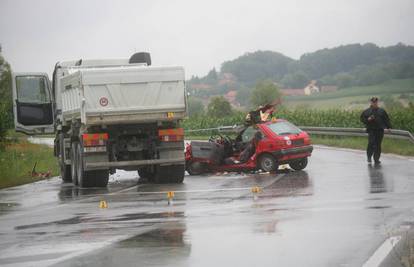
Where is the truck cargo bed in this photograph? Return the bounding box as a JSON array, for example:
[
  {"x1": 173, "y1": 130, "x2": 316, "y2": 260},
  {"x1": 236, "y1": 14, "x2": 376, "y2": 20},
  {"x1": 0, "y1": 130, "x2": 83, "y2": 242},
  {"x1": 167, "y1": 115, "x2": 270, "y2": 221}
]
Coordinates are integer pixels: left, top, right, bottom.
[{"x1": 60, "y1": 66, "x2": 186, "y2": 125}]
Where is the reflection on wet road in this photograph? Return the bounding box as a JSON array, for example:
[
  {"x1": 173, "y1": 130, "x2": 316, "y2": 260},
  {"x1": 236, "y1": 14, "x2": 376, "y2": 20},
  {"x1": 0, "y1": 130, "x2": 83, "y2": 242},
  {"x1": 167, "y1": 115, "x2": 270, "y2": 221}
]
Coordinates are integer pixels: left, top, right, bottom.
[{"x1": 0, "y1": 147, "x2": 414, "y2": 267}]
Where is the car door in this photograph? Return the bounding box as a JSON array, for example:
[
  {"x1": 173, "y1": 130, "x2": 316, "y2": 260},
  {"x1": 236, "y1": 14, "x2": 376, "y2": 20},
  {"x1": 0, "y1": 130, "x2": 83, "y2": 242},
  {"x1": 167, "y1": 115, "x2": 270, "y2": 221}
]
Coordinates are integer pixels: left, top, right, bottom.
[{"x1": 12, "y1": 72, "x2": 55, "y2": 134}]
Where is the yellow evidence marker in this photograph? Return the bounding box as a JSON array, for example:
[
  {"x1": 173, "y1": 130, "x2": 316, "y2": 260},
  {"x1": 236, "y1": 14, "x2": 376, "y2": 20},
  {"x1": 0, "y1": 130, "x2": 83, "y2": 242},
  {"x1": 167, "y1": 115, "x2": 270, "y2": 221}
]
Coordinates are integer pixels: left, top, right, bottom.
[{"x1": 99, "y1": 200, "x2": 108, "y2": 209}]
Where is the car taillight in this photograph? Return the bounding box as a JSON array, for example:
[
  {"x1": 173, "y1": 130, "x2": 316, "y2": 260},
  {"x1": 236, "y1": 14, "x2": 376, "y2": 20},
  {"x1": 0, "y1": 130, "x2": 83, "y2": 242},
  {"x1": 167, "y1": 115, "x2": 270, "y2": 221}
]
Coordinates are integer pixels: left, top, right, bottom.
[
  {"x1": 82, "y1": 133, "x2": 109, "y2": 147},
  {"x1": 158, "y1": 128, "x2": 184, "y2": 142}
]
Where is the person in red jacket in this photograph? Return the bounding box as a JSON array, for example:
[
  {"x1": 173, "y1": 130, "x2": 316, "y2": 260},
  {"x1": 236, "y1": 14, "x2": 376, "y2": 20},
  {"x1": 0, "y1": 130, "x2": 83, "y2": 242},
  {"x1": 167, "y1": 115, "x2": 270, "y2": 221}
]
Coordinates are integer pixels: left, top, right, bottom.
[{"x1": 360, "y1": 97, "x2": 392, "y2": 165}]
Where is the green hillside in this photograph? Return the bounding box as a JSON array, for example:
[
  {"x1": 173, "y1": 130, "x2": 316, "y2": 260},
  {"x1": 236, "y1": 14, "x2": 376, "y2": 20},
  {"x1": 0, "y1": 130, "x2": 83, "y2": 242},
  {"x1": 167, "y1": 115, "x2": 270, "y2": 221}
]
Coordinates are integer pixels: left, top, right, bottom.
[{"x1": 284, "y1": 78, "x2": 414, "y2": 109}]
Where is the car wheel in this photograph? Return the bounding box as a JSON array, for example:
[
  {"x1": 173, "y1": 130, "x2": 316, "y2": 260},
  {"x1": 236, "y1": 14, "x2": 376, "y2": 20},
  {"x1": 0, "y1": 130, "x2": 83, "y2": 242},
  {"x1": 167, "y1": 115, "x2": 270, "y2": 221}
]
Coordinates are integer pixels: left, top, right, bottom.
[
  {"x1": 289, "y1": 158, "x2": 308, "y2": 171},
  {"x1": 258, "y1": 154, "x2": 277, "y2": 172},
  {"x1": 186, "y1": 161, "x2": 205, "y2": 175}
]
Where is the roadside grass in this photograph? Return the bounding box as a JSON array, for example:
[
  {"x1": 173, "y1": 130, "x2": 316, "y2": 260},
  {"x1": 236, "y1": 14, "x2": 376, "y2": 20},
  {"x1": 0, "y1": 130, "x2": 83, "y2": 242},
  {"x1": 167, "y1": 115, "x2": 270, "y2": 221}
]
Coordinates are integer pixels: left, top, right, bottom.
[
  {"x1": 284, "y1": 78, "x2": 414, "y2": 109},
  {"x1": 284, "y1": 93, "x2": 410, "y2": 110},
  {"x1": 185, "y1": 135, "x2": 414, "y2": 157},
  {"x1": 310, "y1": 135, "x2": 414, "y2": 157},
  {"x1": 0, "y1": 140, "x2": 59, "y2": 189}
]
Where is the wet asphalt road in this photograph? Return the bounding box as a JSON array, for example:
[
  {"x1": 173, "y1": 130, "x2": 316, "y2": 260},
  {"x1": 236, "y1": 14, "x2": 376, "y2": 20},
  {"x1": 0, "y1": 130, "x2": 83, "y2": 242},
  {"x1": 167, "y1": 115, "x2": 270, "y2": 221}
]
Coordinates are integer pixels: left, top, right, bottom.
[{"x1": 1, "y1": 146, "x2": 414, "y2": 267}]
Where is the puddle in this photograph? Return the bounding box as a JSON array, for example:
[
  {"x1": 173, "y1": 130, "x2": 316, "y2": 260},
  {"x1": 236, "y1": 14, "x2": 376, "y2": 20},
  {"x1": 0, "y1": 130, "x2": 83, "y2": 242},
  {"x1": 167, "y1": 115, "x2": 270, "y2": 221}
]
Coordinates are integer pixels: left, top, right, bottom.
[
  {"x1": 15, "y1": 216, "x2": 84, "y2": 230},
  {"x1": 103, "y1": 211, "x2": 184, "y2": 223},
  {"x1": 0, "y1": 202, "x2": 20, "y2": 213},
  {"x1": 119, "y1": 223, "x2": 188, "y2": 248},
  {"x1": 366, "y1": 205, "x2": 391, "y2": 209}
]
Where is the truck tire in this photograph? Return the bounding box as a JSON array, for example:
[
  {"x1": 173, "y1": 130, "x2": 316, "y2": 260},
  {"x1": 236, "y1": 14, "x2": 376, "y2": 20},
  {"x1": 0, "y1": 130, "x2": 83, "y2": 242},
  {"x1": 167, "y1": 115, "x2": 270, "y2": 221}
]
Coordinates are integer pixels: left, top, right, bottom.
[
  {"x1": 138, "y1": 167, "x2": 155, "y2": 180},
  {"x1": 60, "y1": 163, "x2": 72, "y2": 182},
  {"x1": 76, "y1": 143, "x2": 109, "y2": 188},
  {"x1": 289, "y1": 158, "x2": 308, "y2": 171},
  {"x1": 258, "y1": 154, "x2": 278, "y2": 172},
  {"x1": 59, "y1": 133, "x2": 72, "y2": 182},
  {"x1": 153, "y1": 165, "x2": 185, "y2": 184},
  {"x1": 70, "y1": 142, "x2": 79, "y2": 185}
]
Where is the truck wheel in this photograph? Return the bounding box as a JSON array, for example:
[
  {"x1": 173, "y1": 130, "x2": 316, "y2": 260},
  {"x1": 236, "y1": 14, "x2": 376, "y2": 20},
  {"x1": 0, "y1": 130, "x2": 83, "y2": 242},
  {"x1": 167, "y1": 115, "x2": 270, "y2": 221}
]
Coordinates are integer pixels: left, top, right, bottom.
[
  {"x1": 59, "y1": 133, "x2": 72, "y2": 182},
  {"x1": 186, "y1": 161, "x2": 205, "y2": 175},
  {"x1": 60, "y1": 163, "x2": 72, "y2": 182},
  {"x1": 138, "y1": 167, "x2": 155, "y2": 180},
  {"x1": 258, "y1": 154, "x2": 278, "y2": 172},
  {"x1": 289, "y1": 158, "x2": 308, "y2": 171},
  {"x1": 70, "y1": 142, "x2": 79, "y2": 185},
  {"x1": 154, "y1": 165, "x2": 185, "y2": 184},
  {"x1": 76, "y1": 143, "x2": 109, "y2": 188}
]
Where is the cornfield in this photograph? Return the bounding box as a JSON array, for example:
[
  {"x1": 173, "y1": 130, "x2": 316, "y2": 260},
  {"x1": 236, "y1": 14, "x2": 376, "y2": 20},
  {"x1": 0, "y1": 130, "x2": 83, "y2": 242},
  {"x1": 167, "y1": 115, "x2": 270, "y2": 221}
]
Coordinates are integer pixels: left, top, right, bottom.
[{"x1": 182, "y1": 107, "x2": 414, "y2": 135}]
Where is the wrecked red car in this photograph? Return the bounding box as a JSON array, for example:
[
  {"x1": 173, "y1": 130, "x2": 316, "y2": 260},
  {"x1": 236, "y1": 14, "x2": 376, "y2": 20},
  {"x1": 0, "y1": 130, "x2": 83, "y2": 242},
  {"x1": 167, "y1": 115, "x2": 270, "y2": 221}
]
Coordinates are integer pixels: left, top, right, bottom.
[{"x1": 185, "y1": 119, "x2": 313, "y2": 175}]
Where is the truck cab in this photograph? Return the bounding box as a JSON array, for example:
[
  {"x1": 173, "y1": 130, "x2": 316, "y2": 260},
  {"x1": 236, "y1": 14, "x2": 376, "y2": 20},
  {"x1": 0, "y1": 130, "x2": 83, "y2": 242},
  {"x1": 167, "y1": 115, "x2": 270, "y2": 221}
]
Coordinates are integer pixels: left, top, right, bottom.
[{"x1": 12, "y1": 72, "x2": 54, "y2": 135}]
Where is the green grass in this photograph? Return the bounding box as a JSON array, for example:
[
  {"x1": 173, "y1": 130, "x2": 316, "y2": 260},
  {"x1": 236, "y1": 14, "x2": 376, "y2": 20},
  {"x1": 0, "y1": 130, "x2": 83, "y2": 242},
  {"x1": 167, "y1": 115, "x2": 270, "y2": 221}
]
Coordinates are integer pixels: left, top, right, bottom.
[
  {"x1": 0, "y1": 140, "x2": 59, "y2": 189},
  {"x1": 311, "y1": 135, "x2": 414, "y2": 156},
  {"x1": 285, "y1": 78, "x2": 414, "y2": 102},
  {"x1": 284, "y1": 78, "x2": 414, "y2": 110}
]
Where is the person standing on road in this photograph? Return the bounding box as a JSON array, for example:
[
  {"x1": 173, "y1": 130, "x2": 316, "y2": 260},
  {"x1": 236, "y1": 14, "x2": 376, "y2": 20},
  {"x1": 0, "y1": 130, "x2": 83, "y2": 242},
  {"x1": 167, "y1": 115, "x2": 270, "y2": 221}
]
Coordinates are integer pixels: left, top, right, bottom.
[{"x1": 360, "y1": 97, "x2": 392, "y2": 165}]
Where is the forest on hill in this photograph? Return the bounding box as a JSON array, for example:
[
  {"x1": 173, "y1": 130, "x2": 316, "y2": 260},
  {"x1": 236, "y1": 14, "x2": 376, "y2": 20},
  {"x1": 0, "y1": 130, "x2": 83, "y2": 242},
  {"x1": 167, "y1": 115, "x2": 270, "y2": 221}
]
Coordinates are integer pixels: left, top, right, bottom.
[{"x1": 188, "y1": 43, "x2": 414, "y2": 97}]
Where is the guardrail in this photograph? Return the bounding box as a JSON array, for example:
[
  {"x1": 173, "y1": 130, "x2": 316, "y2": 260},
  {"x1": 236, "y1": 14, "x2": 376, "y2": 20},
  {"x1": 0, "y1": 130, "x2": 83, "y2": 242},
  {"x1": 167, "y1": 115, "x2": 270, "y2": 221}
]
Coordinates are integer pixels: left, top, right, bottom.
[
  {"x1": 186, "y1": 125, "x2": 414, "y2": 144},
  {"x1": 299, "y1": 126, "x2": 414, "y2": 143}
]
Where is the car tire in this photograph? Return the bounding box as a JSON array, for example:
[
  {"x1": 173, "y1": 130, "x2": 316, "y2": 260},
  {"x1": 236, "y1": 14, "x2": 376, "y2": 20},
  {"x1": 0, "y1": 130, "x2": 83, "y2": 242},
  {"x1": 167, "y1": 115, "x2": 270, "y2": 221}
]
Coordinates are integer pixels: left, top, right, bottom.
[
  {"x1": 258, "y1": 154, "x2": 278, "y2": 172},
  {"x1": 77, "y1": 143, "x2": 109, "y2": 188},
  {"x1": 289, "y1": 158, "x2": 308, "y2": 171},
  {"x1": 186, "y1": 161, "x2": 205, "y2": 175},
  {"x1": 154, "y1": 165, "x2": 185, "y2": 184}
]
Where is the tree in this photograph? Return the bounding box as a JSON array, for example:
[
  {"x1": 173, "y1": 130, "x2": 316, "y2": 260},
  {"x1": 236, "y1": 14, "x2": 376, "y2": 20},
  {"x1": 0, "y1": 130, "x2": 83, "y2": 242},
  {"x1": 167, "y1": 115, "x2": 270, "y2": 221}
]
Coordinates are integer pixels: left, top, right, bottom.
[
  {"x1": 0, "y1": 52, "x2": 13, "y2": 141},
  {"x1": 236, "y1": 86, "x2": 252, "y2": 108},
  {"x1": 281, "y1": 71, "x2": 309, "y2": 88},
  {"x1": 207, "y1": 96, "x2": 232, "y2": 117},
  {"x1": 221, "y1": 51, "x2": 294, "y2": 86},
  {"x1": 205, "y1": 68, "x2": 218, "y2": 84},
  {"x1": 187, "y1": 97, "x2": 204, "y2": 117},
  {"x1": 333, "y1": 72, "x2": 353, "y2": 88},
  {"x1": 250, "y1": 80, "x2": 280, "y2": 107}
]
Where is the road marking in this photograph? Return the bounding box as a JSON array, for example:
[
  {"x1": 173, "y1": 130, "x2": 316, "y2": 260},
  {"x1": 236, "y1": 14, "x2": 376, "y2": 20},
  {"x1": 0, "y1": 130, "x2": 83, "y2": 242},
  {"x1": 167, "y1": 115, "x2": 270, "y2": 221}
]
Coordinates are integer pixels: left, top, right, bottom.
[{"x1": 362, "y1": 235, "x2": 401, "y2": 267}]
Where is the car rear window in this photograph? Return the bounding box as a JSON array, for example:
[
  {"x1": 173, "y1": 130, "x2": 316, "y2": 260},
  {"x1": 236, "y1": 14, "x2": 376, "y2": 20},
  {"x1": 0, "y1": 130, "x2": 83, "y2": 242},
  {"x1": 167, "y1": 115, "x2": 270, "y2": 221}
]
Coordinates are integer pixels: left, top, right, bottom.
[{"x1": 267, "y1": 121, "x2": 302, "y2": 135}]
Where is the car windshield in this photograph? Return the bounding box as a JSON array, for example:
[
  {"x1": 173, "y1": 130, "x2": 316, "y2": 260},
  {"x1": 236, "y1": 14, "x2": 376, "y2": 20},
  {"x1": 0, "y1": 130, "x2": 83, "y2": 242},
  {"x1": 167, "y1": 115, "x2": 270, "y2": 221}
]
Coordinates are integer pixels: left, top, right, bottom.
[{"x1": 267, "y1": 121, "x2": 302, "y2": 135}]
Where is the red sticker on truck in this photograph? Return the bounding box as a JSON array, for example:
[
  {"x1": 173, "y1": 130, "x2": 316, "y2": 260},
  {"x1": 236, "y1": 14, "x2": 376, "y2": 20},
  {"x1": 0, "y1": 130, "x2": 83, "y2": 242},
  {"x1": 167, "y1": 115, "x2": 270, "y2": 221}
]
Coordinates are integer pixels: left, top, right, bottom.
[{"x1": 99, "y1": 97, "x2": 108, "y2": 106}]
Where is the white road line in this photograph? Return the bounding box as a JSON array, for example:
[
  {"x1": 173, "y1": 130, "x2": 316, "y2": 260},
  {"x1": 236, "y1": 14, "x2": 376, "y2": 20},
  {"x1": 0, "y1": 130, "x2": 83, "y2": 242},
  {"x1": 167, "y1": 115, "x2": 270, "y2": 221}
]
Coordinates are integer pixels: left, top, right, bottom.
[{"x1": 362, "y1": 236, "x2": 401, "y2": 267}]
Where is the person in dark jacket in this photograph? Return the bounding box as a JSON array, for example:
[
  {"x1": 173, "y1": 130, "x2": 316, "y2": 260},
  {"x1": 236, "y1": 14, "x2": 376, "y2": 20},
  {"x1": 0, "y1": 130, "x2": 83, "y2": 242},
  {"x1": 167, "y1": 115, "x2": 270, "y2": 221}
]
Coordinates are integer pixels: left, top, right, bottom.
[{"x1": 360, "y1": 97, "x2": 392, "y2": 164}]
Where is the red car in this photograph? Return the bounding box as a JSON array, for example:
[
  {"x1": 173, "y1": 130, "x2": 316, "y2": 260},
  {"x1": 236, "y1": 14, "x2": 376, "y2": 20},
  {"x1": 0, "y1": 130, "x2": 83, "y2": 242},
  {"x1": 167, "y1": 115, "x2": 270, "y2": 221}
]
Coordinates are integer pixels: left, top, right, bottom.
[{"x1": 185, "y1": 119, "x2": 313, "y2": 175}]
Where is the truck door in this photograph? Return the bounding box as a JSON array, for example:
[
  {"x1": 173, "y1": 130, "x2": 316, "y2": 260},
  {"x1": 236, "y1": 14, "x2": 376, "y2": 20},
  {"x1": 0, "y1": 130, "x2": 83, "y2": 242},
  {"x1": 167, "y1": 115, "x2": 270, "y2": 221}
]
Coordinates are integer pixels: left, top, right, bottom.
[{"x1": 12, "y1": 73, "x2": 55, "y2": 134}]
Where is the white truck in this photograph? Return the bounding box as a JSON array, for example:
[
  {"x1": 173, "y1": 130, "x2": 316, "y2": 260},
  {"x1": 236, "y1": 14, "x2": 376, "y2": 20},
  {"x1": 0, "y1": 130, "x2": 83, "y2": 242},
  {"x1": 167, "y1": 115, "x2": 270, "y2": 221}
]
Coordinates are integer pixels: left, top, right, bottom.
[{"x1": 12, "y1": 53, "x2": 187, "y2": 187}]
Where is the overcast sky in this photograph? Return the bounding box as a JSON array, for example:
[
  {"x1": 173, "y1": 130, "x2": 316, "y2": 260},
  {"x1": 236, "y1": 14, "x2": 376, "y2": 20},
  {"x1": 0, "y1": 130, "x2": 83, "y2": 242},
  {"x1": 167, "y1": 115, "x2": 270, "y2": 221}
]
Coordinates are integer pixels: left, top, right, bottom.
[{"x1": 1, "y1": 0, "x2": 413, "y2": 78}]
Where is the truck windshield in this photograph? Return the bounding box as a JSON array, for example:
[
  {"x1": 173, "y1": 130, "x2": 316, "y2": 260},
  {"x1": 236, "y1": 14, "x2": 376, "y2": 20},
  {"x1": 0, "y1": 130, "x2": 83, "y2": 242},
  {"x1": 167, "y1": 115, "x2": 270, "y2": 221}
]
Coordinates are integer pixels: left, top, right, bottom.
[
  {"x1": 16, "y1": 76, "x2": 50, "y2": 103},
  {"x1": 268, "y1": 121, "x2": 302, "y2": 135}
]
